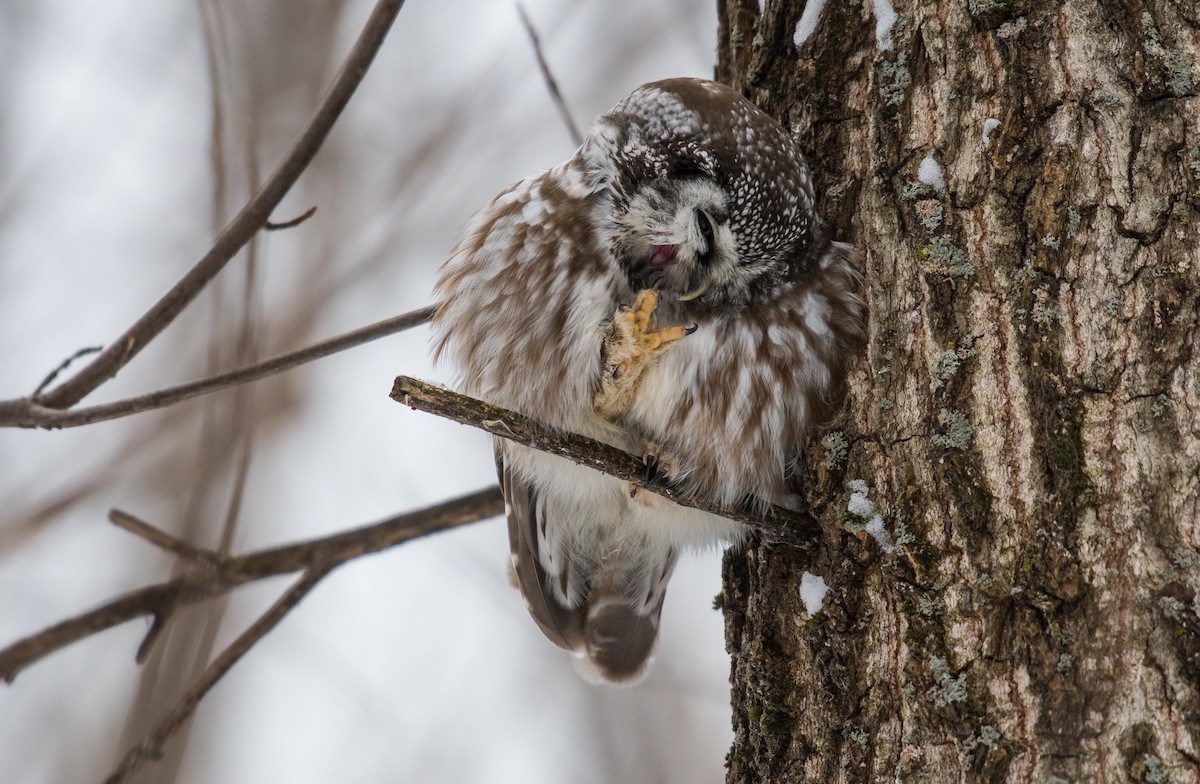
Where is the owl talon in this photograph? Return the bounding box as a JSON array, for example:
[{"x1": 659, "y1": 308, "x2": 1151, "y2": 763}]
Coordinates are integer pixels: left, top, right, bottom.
[
  {"x1": 644, "y1": 453, "x2": 664, "y2": 486},
  {"x1": 628, "y1": 290, "x2": 688, "y2": 351},
  {"x1": 642, "y1": 443, "x2": 679, "y2": 488},
  {"x1": 595, "y1": 289, "x2": 691, "y2": 418},
  {"x1": 630, "y1": 289, "x2": 657, "y2": 333},
  {"x1": 629, "y1": 445, "x2": 679, "y2": 505}
]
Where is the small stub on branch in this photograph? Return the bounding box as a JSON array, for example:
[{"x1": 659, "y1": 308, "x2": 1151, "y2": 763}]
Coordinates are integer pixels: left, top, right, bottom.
[{"x1": 265, "y1": 205, "x2": 318, "y2": 231}]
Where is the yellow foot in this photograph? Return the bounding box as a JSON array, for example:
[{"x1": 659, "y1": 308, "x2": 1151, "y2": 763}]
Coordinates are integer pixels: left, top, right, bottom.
[
  {"x1": 595, "y1": 290, "x2": 691, "y2": 419},
  {"x1": 624, "y1": 290, "x2": 689, "y2": 352}
]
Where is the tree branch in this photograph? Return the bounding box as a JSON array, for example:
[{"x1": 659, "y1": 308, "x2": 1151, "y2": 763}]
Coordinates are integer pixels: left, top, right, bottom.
[
  {"x1": 31, "y1": 346, "x2": 102, "y2": 397},
  {"x1": 0, "y1": 305, "x2": 434, "y2": 429},
  {"x1": 30, "y1": 0, "x2": 408, "y2": 411},
  {"x1": 264, "y1": 205, "x2": 318, "y2": 231},
  {"x1": 104, "y1": 567, "x2": 332, "y2": 784},
  {"x1": 0, "y1": 486, "x2": 502, "y2": 684},
  {"x1": 516, "y1": 3, "x2": 583, "y2": 147},
  {"x1": 109, "y1": 509, "x2": 221, "y2": 567},
  {"x1": 390, "y1": 376, "x2": 821, "y2": 545}
]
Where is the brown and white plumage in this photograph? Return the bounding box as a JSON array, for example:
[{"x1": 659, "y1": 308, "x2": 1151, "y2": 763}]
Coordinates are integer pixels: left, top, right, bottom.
[{"x1": 433, "y1": 78, "x2": 864, "y2": 684}]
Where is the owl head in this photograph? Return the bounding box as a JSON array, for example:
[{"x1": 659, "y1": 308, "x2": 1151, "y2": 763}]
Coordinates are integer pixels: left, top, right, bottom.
[{"x1": 583, "y1": 78, "x2": 821, "y2": 311}]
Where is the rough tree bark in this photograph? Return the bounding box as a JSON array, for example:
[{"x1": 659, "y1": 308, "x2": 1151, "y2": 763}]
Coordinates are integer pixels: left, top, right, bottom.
[{"x1": 717, "y1": 1, "x2": 1199, "y2": 781}]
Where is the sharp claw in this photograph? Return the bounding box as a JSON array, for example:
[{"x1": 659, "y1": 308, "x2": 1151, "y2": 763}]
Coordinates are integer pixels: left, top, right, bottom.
[
  {"x1": 644, "y1": 453, "x2": 665, "y2": 487},
  {"x1": 684, "y1": 323, "x2": 698, "y2": 335}
]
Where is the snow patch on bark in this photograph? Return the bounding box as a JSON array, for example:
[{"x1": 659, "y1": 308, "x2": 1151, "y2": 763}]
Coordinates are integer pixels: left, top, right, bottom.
[
  {"x1": 794, "y1": 0, "x2": 827, "y2": 46},
  {"x1": 800, "y1": 571, "x2": 829, "y2": 614},
  {"x1": 847, "y1": 479, "x2": 895, "y2": 552},
  {"x1": 918, "y1": 152, "x2": 946, "y2": 194},
  {"x1": 874, "y1": 0, "x2": 896, "y2": 50}
]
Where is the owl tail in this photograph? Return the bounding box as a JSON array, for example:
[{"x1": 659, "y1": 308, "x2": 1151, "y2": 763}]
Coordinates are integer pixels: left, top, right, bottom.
[
  {"x1": 572, "y1": 591, "x2": 666, "y2": 686},
  {"x1": 499, "y1": 445, "x2": 677, "y2": 685},
  {"x1": 511, "y1": 519, "x2": 677, "y2": 686}
]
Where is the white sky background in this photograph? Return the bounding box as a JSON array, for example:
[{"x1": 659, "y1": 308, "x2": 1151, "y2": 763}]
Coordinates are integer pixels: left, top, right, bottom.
[{"x1": 0, "y1": 1, "x2": 732, "y2": 782}]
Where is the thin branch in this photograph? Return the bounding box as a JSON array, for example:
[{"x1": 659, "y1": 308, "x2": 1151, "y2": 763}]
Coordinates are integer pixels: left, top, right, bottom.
[
  {"x1": 516, "y1": 4, "x2": 583, "y2": 147},
  {"x1": 108, "y1": 509, "x2": 220, "y2": 567},
  {"x1": 0, "y1": 305, "x2": 435, "y2": 429},
  {"x1": 104, "y1": 566, "x2": 332, "y2": 784},
  {"x1": 31, "y1": 346, "x2": 102, "y2": 396},
  {"x1": 265, "y1": 205, "x2": 318, "y2": 230},
  {"x1": 32, "y1": 0, "x2": 408, "y2": 411},
  {"x1": 135, "y1": 612, "x2": 174, "y2": 665},
  {"x1": 390, "y1": 376, "x2": 821, "y2": 545},
  {"x1": 0, "y1": 486, "x2": 502, "y2": 683}
]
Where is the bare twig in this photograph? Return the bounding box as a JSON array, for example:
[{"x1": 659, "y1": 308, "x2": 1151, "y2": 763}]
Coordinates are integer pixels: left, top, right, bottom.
[
  {"x1": 104, "y1": 566, "x2": 332, "y2": 784},
  {"x1": 390, "y1": 376, "x2": 821, "y2": 545},
  {"x1": 265, "y1": 205, "x2": 318, "y2": 230},
  {"x1": 109, "y1": 509, "x2": 220, "y2": 567},
  {"x1": 31, "y1": 0, "x2": 408, "y2": 411},
  {"x1": 198, "y1": 0, "x2": 232, "y2": 232},
  {"x1": 31, "y1": 346, "x2": 102, "y2": 396},
  {"x1": 516, "y1": 4, "x2": 583, "y2": 147},
  {"x1": 135, "y1": 613, "x2": 174, "y2": 665},
  {"x1": 0, "y1": 486, "x2": 503, "y2": 683},
  {"x1": 0, "y1": 305, "x2": 435, "y2": 429}
]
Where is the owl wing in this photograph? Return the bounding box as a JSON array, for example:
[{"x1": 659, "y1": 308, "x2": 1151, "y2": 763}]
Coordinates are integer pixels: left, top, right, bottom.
[
  {"x1": 497, "y1": 442, "x2": 670, "y2": 684},
  {"x1": 497, "y1": 442, "x2": 585, "y2": 652}
]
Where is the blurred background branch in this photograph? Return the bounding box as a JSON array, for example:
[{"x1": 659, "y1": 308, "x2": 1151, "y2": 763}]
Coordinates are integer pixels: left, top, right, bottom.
[
  {"x1": 0, "y1": 306, "x2": 435, "y2": 429},
  {"x1": 0, "y1": 488, "x2": 503, "y2": 682},
  {"x1": 25, "y1": 0, "x2": 407, "y2": 412},
  {"x1": 517, "y1": 4, "x2": 582, "y2": 147},
  {"x1": 105, "y1": 565, "x2": 335, "y2": 784}
]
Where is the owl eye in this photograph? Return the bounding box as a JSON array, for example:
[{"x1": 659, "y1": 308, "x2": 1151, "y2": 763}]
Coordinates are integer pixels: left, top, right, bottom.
[{"x1": 695, "y1": 209, "x2": 715, "y2": 251}]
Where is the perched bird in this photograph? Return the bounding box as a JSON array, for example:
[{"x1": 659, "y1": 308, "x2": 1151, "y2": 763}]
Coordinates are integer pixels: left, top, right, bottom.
[{"x1": 432, "y1": 78, "x2": 864, "y2": 684}]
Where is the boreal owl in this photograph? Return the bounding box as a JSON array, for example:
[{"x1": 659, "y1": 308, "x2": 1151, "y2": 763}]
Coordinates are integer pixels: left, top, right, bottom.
[{"x1": 432, "y1": 78, "x2": 864, "y2": 684}]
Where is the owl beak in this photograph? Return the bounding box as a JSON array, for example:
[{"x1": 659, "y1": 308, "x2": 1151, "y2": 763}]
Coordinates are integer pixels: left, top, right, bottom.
[{"x1": 677, "y1": 278, "x2": 710, "y2": 302}]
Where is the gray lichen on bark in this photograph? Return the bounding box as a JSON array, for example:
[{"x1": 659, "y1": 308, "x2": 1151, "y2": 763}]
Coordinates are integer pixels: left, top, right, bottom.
[{"x1": 718, "y1": 0, "x2": 1199, "y2": 781}]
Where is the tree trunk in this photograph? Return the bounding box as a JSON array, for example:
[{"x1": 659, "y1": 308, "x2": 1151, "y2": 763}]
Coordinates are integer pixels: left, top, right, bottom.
[{"x1": 717, "y1": 1, "x2": 1200, "y2": 781}]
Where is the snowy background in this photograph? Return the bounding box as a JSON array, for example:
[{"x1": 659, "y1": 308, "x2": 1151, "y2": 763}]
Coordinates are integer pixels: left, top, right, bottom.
[{"x1": 0, "y1": 1, "x2": 733, "y2": 782}]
